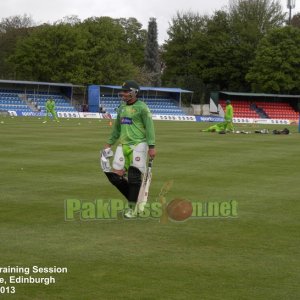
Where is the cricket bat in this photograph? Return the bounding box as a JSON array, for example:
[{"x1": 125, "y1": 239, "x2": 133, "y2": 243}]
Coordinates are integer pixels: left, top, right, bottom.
[{"x1": 134, "y1": 158, "x2": 153, "y2": 214}]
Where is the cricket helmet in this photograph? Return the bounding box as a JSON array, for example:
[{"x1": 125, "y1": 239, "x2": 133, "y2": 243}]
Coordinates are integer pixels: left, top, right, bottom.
[
  {"x1": 121, "y1": 80, "x2": 140, "y2": 94},
  {"x1": 226, "y1": 100, "x2": 231, "y2": 104}
]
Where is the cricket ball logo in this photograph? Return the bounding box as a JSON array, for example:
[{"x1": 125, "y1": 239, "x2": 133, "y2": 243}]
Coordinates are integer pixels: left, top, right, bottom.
[{"x1": 158, "y1": 180, "x2": 193, "y2": 223}]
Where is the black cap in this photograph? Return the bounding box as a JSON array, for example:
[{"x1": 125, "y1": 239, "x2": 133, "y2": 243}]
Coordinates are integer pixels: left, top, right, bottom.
[
  {"x1": 226, "y1": 100, "x2": 231, "y2": 104},
  {"x1": 121, "y1": 80, "x2": 140, "y2": 92}
]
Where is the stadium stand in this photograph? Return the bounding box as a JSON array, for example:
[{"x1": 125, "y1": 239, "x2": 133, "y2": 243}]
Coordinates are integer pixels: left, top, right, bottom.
[
  {"x1": 0, "y1": 89, "x2": 77, "y2": 113},
  {"x1": 219, "y1": 100, "x2": 259, "y2": 118},
  {"x1": 97, "y1": 85, "x2": 192, "y2": 116},
  {"x1": 0, "y1": 90, "x2": 32, "y2": 112},
  {"x1": 219, "y1": 99, "x2": 298, "y2": 119},
  {"x1": 255, "y1": 101, "x2": 298, "y2": 119},
  {"x1": 143, "y1": 97, "x2": 186, "y2": 115},
  {"x1": 27, "y1": 94, "x2": 77, "y2": 112},
  {"x1": 100, "y1": 96, "x2": 187, "y2": 115}
]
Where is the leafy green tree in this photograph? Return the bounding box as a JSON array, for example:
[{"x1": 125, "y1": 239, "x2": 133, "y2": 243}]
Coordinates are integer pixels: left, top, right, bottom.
[
  {"x1": 162, "y1": 0, "x2": 286, "y2": 99},
  {"x1": 0, "y1": 14, "x2": 34, "y2": 78},
  {"x1": 246, "y1": 26, "x2": 300, "y2": 93},
  {"x1": 9, "y1": 23, "x2": 87, "y2": 83},
  {"x1": 229, "y1": 0, "x2": 286, "y2": 36},
  {"x1": 162, "y1": 11, "x2": 232, "y2": 101},
  {"x1": 162, "y1": 12, "x2": 207, "y2": 94},
  {"x1": 117, "y1": 18, "x2": 146, "y2": 67},
  {"x1": 81, "y1": 17, "x2": 138, "y2": 84},
  {"x1": 228, "y1": 0, "x2": 286, "y2": 90},
  {"x1": 9, "y1": 17, "x2": 139, "y2": 84},
  {"x1": 195, "y1": 10, "x2": 235, "y2": 90}
]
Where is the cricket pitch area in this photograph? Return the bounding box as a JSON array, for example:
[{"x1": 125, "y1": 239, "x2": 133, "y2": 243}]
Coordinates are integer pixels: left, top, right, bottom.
[{"x1": 0, "y1": 117, "x2": 299, "y2": 299}]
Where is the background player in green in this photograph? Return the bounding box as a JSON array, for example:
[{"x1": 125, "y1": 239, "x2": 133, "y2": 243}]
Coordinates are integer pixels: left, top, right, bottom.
[
  {"x1": 43, "y1": 97, "x2": 59, "y2": 123},
  {"x1": 100, "y1": 80, "x2": 156, "y2": 204},
  {"x1": 224, "y1": 100, "x2": 234, "y2": 132},
  {"x1": 202, "y1": 122, "x2": 226, "y2": 132}
]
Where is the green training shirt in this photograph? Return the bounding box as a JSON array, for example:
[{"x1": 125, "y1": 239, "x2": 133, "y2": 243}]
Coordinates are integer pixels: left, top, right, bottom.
[
  {"x1": 46, "y1": 100, "x2": 55, "y2": 111},
  {"x1": 107, "y1": 100, "x2": 155, "y2": 147},
  {"x1": 225, "y1": 104, "x2": 233, "y2": 120}
]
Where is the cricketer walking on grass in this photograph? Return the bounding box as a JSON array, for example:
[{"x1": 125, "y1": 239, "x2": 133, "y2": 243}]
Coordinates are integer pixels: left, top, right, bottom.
[
  {"x1": 100, "y1": 80, "x2": 156, "y2": 206},
  {"x1": 43, "y1": 98, "x2": 59, "y2": 123}
]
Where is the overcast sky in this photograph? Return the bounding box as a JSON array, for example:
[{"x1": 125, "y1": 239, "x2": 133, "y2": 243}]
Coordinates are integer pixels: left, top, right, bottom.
[{"x1": 0, "y1": 0, "x2": 297, "y2": 43}]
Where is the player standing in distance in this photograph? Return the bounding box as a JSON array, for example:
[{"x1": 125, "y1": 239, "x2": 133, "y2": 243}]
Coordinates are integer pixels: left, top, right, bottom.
[
  {"x1": 100, "y1": 80, "x2": 156, "y2": 204},
  {"x1": 224, "y1": 100, "x2": 234, "y2": 132},
  {"x1": 43, "y1": 97, "x2": 59, "y2": 123}
]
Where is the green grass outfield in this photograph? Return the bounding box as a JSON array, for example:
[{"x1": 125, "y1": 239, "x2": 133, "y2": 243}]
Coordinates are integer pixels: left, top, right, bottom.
[{"x1": 0, "y1": 116, "x2": 299, "y2": 300}]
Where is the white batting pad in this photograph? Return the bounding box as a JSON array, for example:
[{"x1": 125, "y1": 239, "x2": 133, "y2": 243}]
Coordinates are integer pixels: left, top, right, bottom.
[
  {"x1": 132, "y1": 142, "x2": 148, "y2": 173},
  {"x1": 112, "y1": 145, "x2": 125, "y2": 170}
]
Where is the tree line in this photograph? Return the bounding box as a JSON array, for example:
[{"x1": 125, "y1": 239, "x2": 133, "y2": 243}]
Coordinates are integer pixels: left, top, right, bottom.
[{"x1": 1, "y1": 0, "x2": 300, "y2": 102}]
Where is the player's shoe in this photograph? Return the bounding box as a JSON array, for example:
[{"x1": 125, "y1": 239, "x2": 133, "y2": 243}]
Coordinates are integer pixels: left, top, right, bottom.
[
  {"x1": 124, "y1": 208, "x2": 137, "y2": 219},
  {"x1": 43, "y1": 121, "x2": 47, "y2": 123}
]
